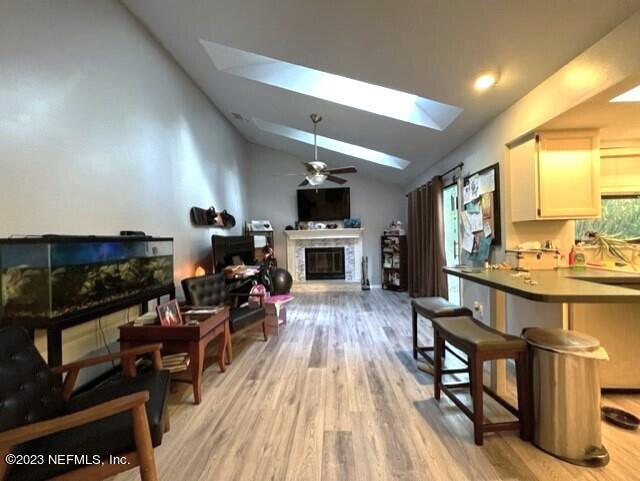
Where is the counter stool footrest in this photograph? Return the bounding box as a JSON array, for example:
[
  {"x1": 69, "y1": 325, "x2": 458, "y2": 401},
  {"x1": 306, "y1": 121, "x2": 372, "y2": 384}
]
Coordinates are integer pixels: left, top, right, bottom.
[
  {"x1": 483, "y1": 386, "x2": 519, "y2": 418},
  {"x1": 442, "y1": 381, "x2": 470, "y2": 389},
  {"x1": 441, "y1": 368, "x2": 469, "y2": 375},
  {"x1": 441, "y1": 385, "x2": 474, "y2": 419},
  {"x1": 483, "y1": 421, "x2": 522, "y2": 434}
]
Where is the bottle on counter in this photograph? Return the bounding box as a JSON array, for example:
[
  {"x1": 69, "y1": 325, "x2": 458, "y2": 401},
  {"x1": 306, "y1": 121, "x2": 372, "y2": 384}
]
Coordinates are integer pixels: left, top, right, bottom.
[
  {"x1": 568, "y1": 245, "x2": 576, "y2": 266},
  {"x1": 574, "y1": 244, "x2": 586, "y2": 269}
]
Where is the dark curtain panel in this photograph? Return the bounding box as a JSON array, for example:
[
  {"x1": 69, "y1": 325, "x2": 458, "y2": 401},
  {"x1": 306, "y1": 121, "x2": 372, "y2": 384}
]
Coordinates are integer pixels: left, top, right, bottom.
[{"x1": 407, "y1": 176, "x2": 448, "y2": 298}]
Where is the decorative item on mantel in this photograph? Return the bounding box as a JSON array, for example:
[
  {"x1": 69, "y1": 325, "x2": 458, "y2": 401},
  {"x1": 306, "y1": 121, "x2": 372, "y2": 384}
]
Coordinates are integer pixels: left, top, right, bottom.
[{"x1": 344, "y1": 218, "x2": 362, "y2": 229}]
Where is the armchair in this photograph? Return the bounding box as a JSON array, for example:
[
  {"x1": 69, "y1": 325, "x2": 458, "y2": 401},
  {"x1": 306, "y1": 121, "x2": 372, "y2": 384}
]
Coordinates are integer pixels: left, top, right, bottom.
[
  {"x1": 0, "y1": 326, "x2": 170, "y2": 481},
  {"x1": 181, "y1": 273, "x2": 267, "y2": 363}
]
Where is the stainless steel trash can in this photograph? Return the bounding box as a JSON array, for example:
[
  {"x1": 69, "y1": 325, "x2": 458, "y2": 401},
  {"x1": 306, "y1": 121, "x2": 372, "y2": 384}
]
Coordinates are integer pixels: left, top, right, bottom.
[{"x1": 523, "y1": 328, "x2": 609, "y2": 467}]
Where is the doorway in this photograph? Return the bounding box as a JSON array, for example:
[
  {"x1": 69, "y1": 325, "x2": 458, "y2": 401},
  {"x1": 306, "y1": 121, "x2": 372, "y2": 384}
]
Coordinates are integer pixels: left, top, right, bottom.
[{"x1": 442, "y1": 182, "x2": 460, "y2": 304}]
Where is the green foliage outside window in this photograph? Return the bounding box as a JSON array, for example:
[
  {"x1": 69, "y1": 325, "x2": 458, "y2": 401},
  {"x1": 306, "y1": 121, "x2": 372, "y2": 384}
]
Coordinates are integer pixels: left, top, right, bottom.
[{"x1": 575, "y1": 197, "x2": 640, "y2": 241}]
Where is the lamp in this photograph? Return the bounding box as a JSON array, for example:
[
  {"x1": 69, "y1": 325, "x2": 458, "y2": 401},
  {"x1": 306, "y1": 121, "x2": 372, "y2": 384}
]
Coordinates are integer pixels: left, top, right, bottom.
[{"x1": 194, "y1": 266, "x2": 206, "y2": 277}]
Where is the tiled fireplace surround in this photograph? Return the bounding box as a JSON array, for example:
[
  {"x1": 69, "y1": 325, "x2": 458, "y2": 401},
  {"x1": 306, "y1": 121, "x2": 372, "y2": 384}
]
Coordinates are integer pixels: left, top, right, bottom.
[{"x1": 284, "y1": 229, "x2": 364, "y2": 283}]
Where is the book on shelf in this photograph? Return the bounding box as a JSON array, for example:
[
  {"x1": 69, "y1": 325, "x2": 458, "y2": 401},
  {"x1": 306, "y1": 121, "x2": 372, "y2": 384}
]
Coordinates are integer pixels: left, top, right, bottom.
[
  {"x1": 161, "y1": 353, "x2": 190, "y2": 373},
  {"x1": 182, "y1": 307, "x2": 220, "y2": 315},
  {"x1": 133, "y1": 312, "x2": 158, "y2": 326}
]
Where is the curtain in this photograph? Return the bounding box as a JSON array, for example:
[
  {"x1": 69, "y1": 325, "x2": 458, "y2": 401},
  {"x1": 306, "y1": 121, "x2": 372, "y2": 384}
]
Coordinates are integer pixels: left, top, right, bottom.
[{"x1": 407, "y1": 176, "x2": 448, "y2": 298}]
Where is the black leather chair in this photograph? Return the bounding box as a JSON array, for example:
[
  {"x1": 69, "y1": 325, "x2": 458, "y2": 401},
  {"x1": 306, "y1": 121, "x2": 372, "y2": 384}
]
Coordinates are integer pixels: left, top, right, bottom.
[
  {"x1": 181, "y1": 273, "x2": 267, "y2": 363},
  {"x1": 0, "y1": 326, "x2": 170, "y2": 481}
]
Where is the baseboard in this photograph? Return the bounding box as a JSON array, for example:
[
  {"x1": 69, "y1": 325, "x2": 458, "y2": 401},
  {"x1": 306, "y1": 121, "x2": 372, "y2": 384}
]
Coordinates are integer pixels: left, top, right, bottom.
[{"x1": 291, "y1": 282, "x2": 383, "y2": 292}]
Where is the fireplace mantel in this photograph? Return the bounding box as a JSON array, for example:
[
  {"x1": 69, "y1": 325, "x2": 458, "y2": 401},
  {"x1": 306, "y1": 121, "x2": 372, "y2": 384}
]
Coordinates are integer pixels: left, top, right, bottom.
[
  {"x1": 284, "y1": 228, "x2": 364, "y2": 283},
  {"x1": 283, "y1": 228, "x2": 363, "y2": 240}
]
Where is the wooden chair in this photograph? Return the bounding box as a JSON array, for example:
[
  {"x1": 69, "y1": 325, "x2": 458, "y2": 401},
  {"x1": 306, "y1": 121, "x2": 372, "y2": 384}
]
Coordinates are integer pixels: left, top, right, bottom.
[
  {"x1": 432, "y1": 316, "x2": 532, "y2": 446},
  {"x1": 0, "y1": 326, "x2": 170, "y2": 481}
]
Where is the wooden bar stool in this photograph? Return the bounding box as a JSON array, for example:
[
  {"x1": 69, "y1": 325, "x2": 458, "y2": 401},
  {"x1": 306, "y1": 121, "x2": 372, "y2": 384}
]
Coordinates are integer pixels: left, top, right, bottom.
[
  {"x1": 411, "y1": 297, "x2": 472, "y2": 373},
  {"x1": 431, "y1": 315, "x2": 532, "y2": 446}
]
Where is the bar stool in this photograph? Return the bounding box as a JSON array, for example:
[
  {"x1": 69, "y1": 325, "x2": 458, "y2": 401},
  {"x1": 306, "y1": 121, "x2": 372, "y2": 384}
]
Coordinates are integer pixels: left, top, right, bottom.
[
  {"x1": 411, "y1": 297, "x2": 472, "y2": 373},
  {"x1": 432, "y1": 315, "x2": 532, "y2": 446}
]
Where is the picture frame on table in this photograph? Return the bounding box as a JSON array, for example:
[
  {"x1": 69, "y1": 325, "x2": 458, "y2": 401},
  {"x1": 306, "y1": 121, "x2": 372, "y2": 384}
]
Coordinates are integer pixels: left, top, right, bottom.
[{"x1": 156, "y1": 299, "x2": 183, "y2": 326}]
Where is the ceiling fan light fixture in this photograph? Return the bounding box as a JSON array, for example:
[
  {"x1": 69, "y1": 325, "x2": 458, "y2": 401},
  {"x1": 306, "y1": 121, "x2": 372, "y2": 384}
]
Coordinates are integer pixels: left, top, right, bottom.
[{"x1": 307, "y1": 173, "x2": 328, "y2": 186}]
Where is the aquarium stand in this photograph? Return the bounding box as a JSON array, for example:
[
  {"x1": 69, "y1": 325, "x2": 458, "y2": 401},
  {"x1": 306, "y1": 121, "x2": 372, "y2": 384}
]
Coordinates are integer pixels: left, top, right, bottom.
[{"x1": 44, "y1": 284, "x2": 176, "y2": 367}]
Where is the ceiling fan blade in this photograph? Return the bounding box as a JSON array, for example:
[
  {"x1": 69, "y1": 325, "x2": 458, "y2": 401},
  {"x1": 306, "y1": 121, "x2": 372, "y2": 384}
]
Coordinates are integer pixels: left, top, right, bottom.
[
  {"x1": 299, "y1": 178, "x2": 310, "y2": 187},
  {"x1": 325, "y1": 166, "x2": 357, "y2": 174},
  {"x1": 278, "y1": 173, "x2": 307, "y2": 176},
  {"x1": 326, "y1": 175, "x2": 348, "y2": 185}
]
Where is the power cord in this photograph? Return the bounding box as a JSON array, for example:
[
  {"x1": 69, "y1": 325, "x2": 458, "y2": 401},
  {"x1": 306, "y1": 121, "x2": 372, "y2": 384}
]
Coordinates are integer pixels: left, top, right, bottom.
[{"x1": 97, "y1": 317, "x2": 116, "y2": 370}]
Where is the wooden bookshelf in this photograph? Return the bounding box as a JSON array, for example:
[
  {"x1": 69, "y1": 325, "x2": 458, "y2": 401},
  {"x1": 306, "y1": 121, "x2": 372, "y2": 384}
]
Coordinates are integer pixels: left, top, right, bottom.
[{"x1": 381, "y1": 234, "x2": 407, "y2": 291}]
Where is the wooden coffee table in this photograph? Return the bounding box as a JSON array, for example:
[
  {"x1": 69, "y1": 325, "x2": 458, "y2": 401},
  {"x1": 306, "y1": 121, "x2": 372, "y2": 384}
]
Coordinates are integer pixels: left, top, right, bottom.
[{"x1": 119, "y1": 306, "x2": 230, "y2": 404}]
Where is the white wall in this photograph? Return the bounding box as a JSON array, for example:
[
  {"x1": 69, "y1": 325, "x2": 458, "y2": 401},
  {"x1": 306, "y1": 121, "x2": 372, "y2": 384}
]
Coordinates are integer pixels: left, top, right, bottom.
[
  {"x1": 246, "y1": 143, "x2": 406, "y2": 286},
  {"x1": 407, "y1": 11, "x2": 640, "y2": 332},
  {"x1": 0, "y1": 0, "x2": 250, "y2": 366}
]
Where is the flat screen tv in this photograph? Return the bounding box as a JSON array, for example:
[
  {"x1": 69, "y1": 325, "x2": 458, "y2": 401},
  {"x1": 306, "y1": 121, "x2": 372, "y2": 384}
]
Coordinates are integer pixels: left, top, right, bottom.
[{"x1": 297, "y1": 187, "x2": 350, "y2": 221}]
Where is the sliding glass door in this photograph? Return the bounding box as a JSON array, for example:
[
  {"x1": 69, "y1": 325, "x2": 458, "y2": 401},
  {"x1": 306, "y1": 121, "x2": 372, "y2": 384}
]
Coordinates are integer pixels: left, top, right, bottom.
[{"x1": 442, "y1": 183, "x2": 460, "y2": 304}]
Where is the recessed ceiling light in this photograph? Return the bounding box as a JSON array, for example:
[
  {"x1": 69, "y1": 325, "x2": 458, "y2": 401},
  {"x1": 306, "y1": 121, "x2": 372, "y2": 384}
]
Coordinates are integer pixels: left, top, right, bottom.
[
  {"x1": 474, "y1": 72, "x2": 499, "y2": 91},
  {"x1": 610, "y1": 84, "x2": 640, "y2": 103},
  {"x1": 200, "y1": 40, "x2": 463, "y2": 131}
]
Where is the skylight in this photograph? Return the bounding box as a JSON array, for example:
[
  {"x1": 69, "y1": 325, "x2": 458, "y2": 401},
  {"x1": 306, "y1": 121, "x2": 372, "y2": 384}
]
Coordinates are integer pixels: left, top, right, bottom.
[
  {"x1": 610, "y1": 84, "x2": 640, "y2": 102},
  {"x1": 201, "y1": 40, "x2": 462, "y2": 130},
  {"x1": 252, "y1": 118, "x2": 411, "y2": 170}
]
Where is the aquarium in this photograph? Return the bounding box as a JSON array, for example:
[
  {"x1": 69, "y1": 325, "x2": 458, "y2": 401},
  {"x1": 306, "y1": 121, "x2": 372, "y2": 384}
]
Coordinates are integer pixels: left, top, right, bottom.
[{"x1": 0, "y1": 236, "x2": 174, "y2": 326}]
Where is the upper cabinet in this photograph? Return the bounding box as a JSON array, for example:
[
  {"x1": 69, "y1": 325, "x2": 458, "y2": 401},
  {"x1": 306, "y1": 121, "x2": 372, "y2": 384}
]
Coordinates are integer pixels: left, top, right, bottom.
[{"x1": 510, "y1": 130, "x2": 600, "y2": 222}]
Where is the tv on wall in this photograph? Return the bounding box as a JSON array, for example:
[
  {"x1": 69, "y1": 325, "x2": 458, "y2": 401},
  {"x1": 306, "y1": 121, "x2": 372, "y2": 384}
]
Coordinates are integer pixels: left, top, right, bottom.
[{"x1": 297, "y1": 187, "x2": 351, "y2": 221}]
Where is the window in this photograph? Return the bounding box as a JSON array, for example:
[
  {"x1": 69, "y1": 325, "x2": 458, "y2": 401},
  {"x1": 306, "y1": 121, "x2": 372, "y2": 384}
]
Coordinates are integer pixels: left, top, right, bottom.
[
  {"x1": 252, "y1": 117, "x2": 410, "y2": 169},
  {"x1": 200, "y1": 40, "x2": 463, "y2": 130},
  {"x1": 575, "y1": 195, "x2": 640, "y2": 241}
]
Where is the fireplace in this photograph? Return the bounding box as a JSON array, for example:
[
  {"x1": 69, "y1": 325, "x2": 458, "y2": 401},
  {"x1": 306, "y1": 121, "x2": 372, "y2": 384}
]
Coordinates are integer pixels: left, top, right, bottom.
[
  {"x1": 285, "y1": 228, "x2": 363, "y2": 283},
  {"x1": 305, "y1": 247, "x2": 345, "y2": 280}
]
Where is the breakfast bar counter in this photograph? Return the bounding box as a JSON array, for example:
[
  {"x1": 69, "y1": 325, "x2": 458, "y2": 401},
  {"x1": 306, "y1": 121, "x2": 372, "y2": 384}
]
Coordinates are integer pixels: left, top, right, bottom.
[
  {"x1": 444, "y1": 266, "x2": 640, "y2": 390},
  {"x1": 444, "y1": 266, "x2": 640, "y2": 303}
]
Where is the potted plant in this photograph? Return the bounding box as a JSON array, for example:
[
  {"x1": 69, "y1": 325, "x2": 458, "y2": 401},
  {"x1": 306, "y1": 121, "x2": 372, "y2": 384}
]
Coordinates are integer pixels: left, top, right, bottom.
[{"x1": 583, "y1": 231, "x2": 640, "y2": 270}]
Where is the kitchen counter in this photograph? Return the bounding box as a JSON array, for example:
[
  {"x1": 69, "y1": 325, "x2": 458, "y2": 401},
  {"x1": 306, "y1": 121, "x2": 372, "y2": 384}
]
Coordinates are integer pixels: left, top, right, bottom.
[
  {"x1": 444, "y1": 266, "x2": 640, "y2": 303},
  {"x1": 445, "y1": 266, "x2": 640, "y2": 389}
]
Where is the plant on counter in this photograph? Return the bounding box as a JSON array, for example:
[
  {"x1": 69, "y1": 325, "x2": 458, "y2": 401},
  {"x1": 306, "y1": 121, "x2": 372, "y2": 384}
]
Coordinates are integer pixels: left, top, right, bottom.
[{"x1": 583, "y1": 231, "x2": 639, "y2": 269}]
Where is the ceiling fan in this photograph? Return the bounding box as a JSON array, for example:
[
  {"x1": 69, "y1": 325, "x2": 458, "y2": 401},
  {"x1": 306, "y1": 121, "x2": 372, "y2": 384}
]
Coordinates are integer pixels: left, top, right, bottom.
[{"x1": 280, "y1": 113, "x2": 357, "y2": 187}]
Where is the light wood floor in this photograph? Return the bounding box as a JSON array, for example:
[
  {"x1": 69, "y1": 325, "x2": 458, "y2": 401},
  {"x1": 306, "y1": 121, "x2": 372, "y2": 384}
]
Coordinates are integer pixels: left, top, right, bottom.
[{"x1": 114, "y1": 289, "x2": 640, "y2": 481}]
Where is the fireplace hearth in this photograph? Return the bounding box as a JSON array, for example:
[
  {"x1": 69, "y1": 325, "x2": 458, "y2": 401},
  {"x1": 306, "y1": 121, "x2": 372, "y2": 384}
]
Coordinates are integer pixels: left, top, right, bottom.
[{"x1": 305, "y1": 247, "x2": 345, "y2": 280}]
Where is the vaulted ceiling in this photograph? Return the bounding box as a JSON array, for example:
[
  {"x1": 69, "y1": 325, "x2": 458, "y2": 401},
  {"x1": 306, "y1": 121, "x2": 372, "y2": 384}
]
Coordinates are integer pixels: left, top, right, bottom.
[
  {"x1": 541, "y1": 73, "x2": 640, "y2": 142},
  {"x1": 123, "y1": 0, "x2": 640, "y2": 185}
]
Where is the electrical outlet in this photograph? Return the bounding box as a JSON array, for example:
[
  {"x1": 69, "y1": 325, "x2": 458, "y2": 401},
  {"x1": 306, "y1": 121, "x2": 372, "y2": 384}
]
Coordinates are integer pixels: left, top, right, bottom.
[{"x1": 473, "y1": 301, "x2": 484, "y2": 318}]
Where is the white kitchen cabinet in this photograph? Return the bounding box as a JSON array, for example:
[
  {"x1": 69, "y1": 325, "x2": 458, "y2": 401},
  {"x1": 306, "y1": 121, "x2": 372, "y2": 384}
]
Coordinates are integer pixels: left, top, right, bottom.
[{"x1": 510, "y1": 130, "x2": 600, "y2": 222}]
